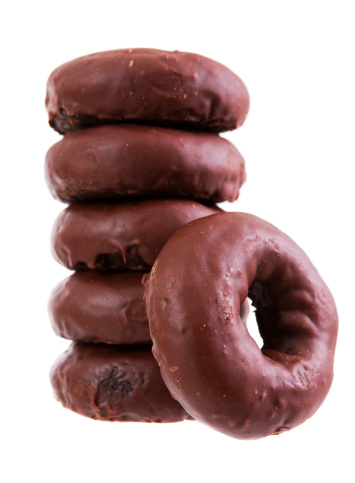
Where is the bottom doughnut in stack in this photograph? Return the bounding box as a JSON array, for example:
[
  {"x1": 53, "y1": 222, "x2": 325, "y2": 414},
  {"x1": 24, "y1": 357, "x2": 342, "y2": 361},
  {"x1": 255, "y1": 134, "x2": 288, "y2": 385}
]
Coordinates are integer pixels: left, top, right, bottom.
[{"x1": 50, "y1": 343, "x2": 192, "y2": 423}]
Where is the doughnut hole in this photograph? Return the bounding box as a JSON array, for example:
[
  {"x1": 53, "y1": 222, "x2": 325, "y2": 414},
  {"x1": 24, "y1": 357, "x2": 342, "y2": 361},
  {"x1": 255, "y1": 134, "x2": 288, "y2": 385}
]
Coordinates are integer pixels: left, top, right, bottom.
[{"x1": 243, "y1": 297, "x2": 263, "y2": 349}]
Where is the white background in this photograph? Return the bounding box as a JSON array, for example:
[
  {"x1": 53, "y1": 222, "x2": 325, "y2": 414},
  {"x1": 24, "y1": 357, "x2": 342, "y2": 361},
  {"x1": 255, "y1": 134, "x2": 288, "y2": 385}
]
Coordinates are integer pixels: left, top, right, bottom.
[{"x1": 1, "y1": 1, "x2": 354, "y2": 482}]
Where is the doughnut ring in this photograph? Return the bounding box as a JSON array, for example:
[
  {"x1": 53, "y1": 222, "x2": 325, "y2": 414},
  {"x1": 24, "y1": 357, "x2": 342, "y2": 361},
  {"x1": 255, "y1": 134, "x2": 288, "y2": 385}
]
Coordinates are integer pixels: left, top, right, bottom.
[
  {"x1": 46, "y1": 48, "x2": 249, "y2": 134},
  {"x1": 144, "y1": 212, "x2": 338, "y2": 439},
  {"x1": 49, "y1": 271, "x2": 151, "y2": 345},
  {"x1": 51, "y1": 199, "x2": 219, "y2": 271},
  {"x1": 50, "y1": 343, "x2": 191, "y2": 423},
  {"x1": 45, "y1": 124, "x2": 245, "y2": 203}
]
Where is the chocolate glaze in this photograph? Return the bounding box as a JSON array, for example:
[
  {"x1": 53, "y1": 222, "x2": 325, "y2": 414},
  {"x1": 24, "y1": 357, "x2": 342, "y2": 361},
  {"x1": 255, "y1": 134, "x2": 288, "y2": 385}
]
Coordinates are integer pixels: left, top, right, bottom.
[
  {"x1": 49, "y1": 272, "x2": 150, "y2": 344},
  {"x1": 144, "y1": 212, "x2": 338, "y2": 439},
  {"x1": 49, "y1": 271, "x2": 250, "y2": 344},
  {"x1": 50, "y1": 343, "x2": 191, "y2": 422},
  {"x1": 46, "y1": 48, "x2": 249, "y2": 134},
  {"x1": 45, "y1": 124, "x2": 246, "y2": 203},
  {"x1": 51, "y1": 199, "x2": 220, "y2": 271}
]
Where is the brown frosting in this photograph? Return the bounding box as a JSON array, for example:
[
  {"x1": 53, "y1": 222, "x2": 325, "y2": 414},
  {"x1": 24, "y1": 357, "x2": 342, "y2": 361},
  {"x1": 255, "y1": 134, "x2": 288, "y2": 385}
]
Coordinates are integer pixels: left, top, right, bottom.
[
  {"x1": 45, "y1": 124, "x2": 246, "y2": 203},
  {"x1": 49, "y1": 271, "x2": 250, "y2": 345},
  {"x1": 51, "y1": 199, "x2": 220, "y2": 271},
  {"x1": 50, "y1": 343, "x2": 191, "y2": 422},
  {"x1": 49, "y1": 271, "x2": 149, "y2": 344},
  {"x1": 144, "y1": 212, "x2": 338, "y2": 439},
  {"x1": 46, "y1": 48, "x2": 249, "y2": 134}
]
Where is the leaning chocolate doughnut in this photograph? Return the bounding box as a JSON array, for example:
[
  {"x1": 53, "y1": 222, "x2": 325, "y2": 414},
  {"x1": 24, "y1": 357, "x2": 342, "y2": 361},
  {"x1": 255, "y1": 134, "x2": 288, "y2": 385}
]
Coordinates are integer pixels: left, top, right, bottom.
[
  {"x1": 50, "y1": 343, "x2": 191, "y2": 422},
  {"x1": 45, "y1": 124, "x2": 245, "y2": 203},
  {"x1": 51, "y1": 199, "x2": 220, "y2": 271},
  {"x1": 49, "y1": 271, "x2": 250, "y2": 345},
  {"x1": 46, "y1": 48, "x2": 249, "y2": 134},
  {"x1": 144, "y1": 212, "x2": 338, "y2": 439},
  {"x1": 49, "y1": 272, "x2": 150, "y2": 344}
]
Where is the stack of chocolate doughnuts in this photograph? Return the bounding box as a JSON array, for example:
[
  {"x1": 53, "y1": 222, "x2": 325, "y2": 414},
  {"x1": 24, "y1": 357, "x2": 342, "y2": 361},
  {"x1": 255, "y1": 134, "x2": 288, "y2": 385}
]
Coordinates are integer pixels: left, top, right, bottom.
[
  {"x1": 46, "y1": 48, "x2": 337, "y2": 439},
  {"x1": 45, "y1": 49, "x2": 250, "y2": 423}
]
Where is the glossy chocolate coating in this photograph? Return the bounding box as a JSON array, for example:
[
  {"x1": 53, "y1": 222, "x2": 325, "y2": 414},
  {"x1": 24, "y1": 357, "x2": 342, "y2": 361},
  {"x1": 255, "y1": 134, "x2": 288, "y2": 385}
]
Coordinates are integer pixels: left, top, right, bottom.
[
  {"x1": 51, "y1": 199, "x2": 220, "y2": 271},
  {"x1": 144, "y1": 212, "x2": 338, "y2": 439},
  {"x1": 49, "y1": 271, "x2": 150, "y2": 344},
  {"x1": 45, "y1": 124, "x2": 246, "y2": 203},
  {"x1": 50, "y1": 343, "x2": 191, "y2": 422},
  {"x1": 49, "y1": 271, "x2": 250, "y2": 344},
  {"x1": 46, "y1": 48, "x2": 249, "y2": 134}
]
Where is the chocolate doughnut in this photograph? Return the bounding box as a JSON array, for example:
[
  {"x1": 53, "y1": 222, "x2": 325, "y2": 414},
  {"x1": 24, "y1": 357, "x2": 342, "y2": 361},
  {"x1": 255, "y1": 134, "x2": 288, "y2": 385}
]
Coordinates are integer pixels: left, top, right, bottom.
[
  {"x1": 144, "y1": 212, "x2": 338, "y2": 439},
  {"x1": 49, "y1": 271, "x2": 150, "y2": 344},
  {"x1": 46, "y1": 48, "x2": 249, "y2": 134},
  {"x1": 45, "y1": 124, "x2": 246, "y2": 203},
  {"x1": 50, "y1": 343, "x2": 191, "y2": 422},
  {"x1": 51, "y1": 199, "x2": 220, "y2": 271},
  {"x1": 49, "y1": 271, "x2": 250, "y2": 345}
]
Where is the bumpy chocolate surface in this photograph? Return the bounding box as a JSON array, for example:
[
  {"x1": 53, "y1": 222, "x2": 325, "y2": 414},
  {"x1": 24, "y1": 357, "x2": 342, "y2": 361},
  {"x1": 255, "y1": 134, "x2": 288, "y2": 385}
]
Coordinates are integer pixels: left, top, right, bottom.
[
  {"x1": 51, "y1": 199, "x2": 220, "y2": 271},
  {"x1": 49, "y1": 272, "x2": 150, "y2": 344},
  {"x1": 50, "y1": 343, "x2": 191, "y2": 422},
  {"x1": 45, "y1": 124, "x2": 246, "y2": 203},
  {"x1": 46, "y1": 48, "x2": 249, "y2": 134},
  {"x1": 49, "y1": 271, "x2": 250, "y2": 345},
  {"x1": 144, "y1": 212, "x2": 338, "y2": 439}
]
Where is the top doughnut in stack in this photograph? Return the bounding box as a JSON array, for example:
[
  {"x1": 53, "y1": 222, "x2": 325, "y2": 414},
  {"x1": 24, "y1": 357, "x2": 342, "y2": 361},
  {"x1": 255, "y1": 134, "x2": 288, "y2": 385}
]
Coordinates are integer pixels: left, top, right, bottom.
[{"x1": 45, "y1": 48, "x2": 249, "y2": 422}]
